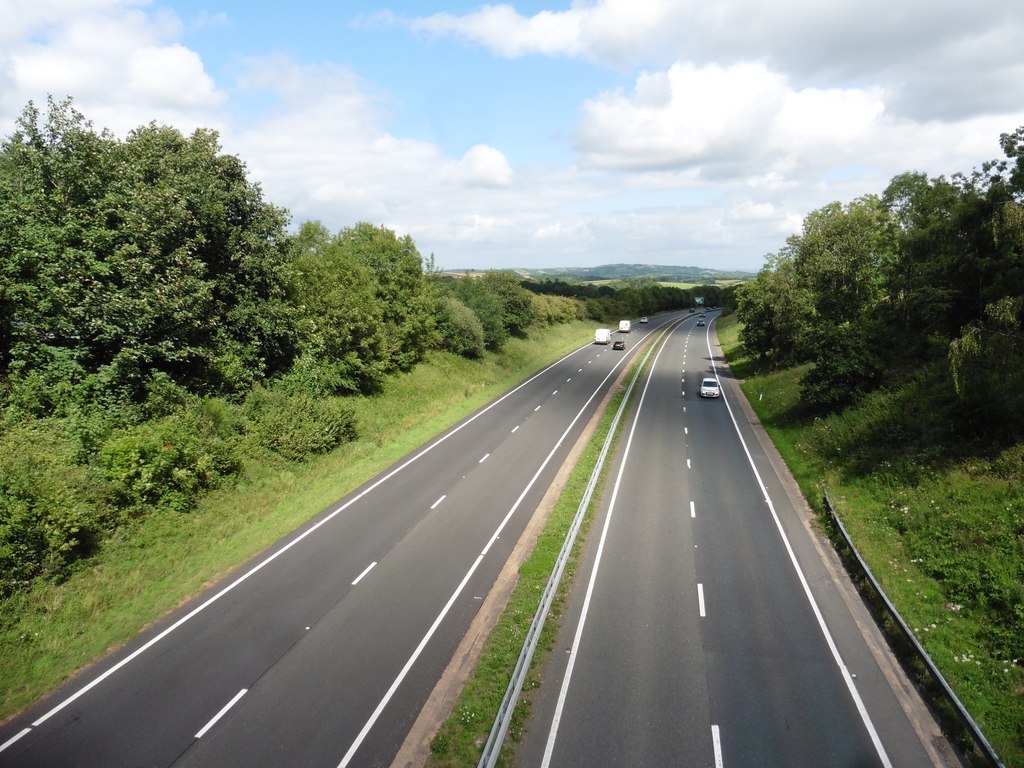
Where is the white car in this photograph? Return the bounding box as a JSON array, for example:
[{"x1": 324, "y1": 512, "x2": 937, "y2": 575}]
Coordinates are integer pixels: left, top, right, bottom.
[
  {"x1": 639, "y1": 316, "x2": 649, "y2": 323},
  {"x1": 699, "y1": 378, "x2": 720, "y2": 398}
]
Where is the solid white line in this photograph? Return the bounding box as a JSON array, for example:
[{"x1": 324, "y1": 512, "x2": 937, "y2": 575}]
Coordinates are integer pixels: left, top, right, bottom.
[
  {"x1": 698, "y1": 583, "x2": 706, "y2": 617},
  {"x1": 27, "y1": 343, "x2": 594, "y2": 730},
  {"x1": 690, "y1": 501, "x2": 696, "y2": 518},
  {"x1": 431, "y1": 495, "x2": 446, "y2": 509},
  {"x1": 712, "y1": 724, "x2": 724, "y2": 767},
  {"x1": 479, "y1": 453, "x2": 490, "y2": 463},
  {"x1": 351, "y1": 561, "x2": 377, "y2": 586},
  {"x1": 0, "y1": 728, "x2": 31, "y2": 753},
  {"x1": 541, "y1": 327, "x2": 677, "y2": 767},
  {"x1": 195, "y1": 689, "x2": 247, "y2": 739},
  {"x1": 704, "y1": 330, "x2": 894, "y2": 767}
]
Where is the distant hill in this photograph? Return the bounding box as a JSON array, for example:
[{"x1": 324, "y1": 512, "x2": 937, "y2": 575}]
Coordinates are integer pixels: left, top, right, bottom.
[{"x1": 516, "y1": 263, "x2": 755, "y2": 283}]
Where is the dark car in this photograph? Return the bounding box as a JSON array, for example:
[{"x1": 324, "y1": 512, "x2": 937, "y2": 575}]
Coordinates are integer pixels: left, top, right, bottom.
[{"x1": 612, "y1": 339, "x2": 626, "y2": 350}]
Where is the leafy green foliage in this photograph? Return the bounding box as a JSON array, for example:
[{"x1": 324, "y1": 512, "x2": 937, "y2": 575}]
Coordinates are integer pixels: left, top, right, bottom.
[
  {"x1": 99, "y1": 403, "x2": 242, "y2": 514},
  {"x1": 0, "y1": 98, "x2": 297, "y2": 406},
  {"x1": 435, "y1": 297, "x2": 486, "y2": 358},
  {"x1": 479, "y1": 270, "x2": 535, "y2": 336},
  {"x1": 335, "y1": 222, "x2": 439, "y2": 371},
  {"x1": 0, "y1": 419, "x2": 106, "y2": 593},
  {"x1": 243, "y1": 387, "x2": 357, "y2": 462},
  {"x1": 949, "y1": 296, "x2": 1024, "y2": 440},
  {"x1": 799, "y1": 323, "x2": 879, "y2": 413},
  {"x1": 737, "y1": 125, "x2": 1024, "y2": 433},
  {"x1": 285, "y1": 221, "x2": 389, "y2": 395}
]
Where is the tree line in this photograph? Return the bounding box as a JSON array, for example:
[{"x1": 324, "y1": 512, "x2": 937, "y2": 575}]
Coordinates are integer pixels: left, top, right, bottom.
[
  {"x1": 735, "y1": 126, "x2": 1024, "y2": 436},
  {"x1": 0, "y1": 98, "x2": 707, "y2": 593}
]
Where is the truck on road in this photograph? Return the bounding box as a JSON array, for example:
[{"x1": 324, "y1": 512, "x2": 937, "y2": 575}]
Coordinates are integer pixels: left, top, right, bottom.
[
  {"x1": 618, "y1": 320, "x2": 631, "y2": 333},
  {"x1": 595, "y1": 328, "x2": 611, "y2": 344}
]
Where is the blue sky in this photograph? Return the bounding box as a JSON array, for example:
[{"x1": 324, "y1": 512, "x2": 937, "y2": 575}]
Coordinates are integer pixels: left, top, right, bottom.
[{"x1": 3, "y1": 1, "x2": 1024, "y2": 272}]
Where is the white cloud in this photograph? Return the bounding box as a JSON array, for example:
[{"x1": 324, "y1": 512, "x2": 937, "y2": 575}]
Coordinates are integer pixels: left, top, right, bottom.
[
  {"x1": 406, "y1": 0, "x2": 1024, "y2": 120},
  {"x1": 126, "y1": 45, "x2": 222, "y2": 107},
  {"x1": 442, "y1": 144, "x2": 514, "y2": 187},
  {"x1": 0, "y1": 1, "x2": 224, "y2": 133},
  {"x1": 575, "y1": 62, "x2": 787, "y2": 170},
  {"x1": 409, "y1": 4, "x2": 584, "y2": 58}
]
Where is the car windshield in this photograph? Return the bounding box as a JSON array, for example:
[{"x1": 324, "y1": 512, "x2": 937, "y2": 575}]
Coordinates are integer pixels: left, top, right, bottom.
[{"x1": 702, "y1": 379, "x2": 717, "y2": 387}]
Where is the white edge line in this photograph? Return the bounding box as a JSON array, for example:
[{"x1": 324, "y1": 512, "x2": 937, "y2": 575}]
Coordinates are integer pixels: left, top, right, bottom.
[
  {"x1": 195, "y1": 688, "x2": 247, "y2": 739},
  {"x1": 27, "y1": 343, "x2": 591, "y2": 729},
  {"x1": 712, "y1": 724, "x2": 724, "y2": 768},
  {"x1": 705, "y1": 327, "x2": 894, "y2": 768},
  {"x1": 541, "y1": 325, "x2": 677, "y2": 766},
  {"x1": 0, "y1": 728, "x2": 31, "y2": 753},
  {"x1": 351, "y1": 561, "x2": 377, "y2": 586}
]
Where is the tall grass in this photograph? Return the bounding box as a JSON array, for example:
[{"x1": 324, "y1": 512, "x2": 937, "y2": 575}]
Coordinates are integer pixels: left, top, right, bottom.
[{"x1": 0, "y1": 322, "x2": 594, "y2": 719}]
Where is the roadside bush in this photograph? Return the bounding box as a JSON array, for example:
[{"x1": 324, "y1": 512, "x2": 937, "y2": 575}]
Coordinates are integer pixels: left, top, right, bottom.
[
  {"x1": 99, "y1": 404, "x2": 242, "y2": 514},
  {"x1": 530, "y1": 293, "x2": 580, "y2": 326},
  {"x1": 244, "y1": 387, "x2": 357, "y2": 461},
  {"x1": 435, "y1": 297, "x2": 486, "y2": 358},
  {"x1": 0, "y1": 419, "x2": 106, "y2": 593}
]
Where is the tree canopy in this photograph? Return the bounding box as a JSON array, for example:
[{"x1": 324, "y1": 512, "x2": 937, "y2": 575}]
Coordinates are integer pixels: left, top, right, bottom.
[{"x1": 735, "y1": 125, "x2": 1024, "y2": 434}]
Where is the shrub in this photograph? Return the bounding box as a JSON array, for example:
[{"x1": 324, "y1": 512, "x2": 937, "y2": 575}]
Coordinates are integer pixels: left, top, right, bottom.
[
  {"x1": 0, "y1": 419, "x2": 106, "y2": 593},
  {"x1": 244, "y1": 387, "x2": 357, "y2": 461},
  {"x1": 99, "y1": 405, "x2": 241, "y2": 514},
  {"x1": 435, "y1": 297, "x2": 486, "y2": 358}
]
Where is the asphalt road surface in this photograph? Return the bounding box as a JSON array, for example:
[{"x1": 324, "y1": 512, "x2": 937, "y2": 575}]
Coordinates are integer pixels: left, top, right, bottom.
[
  {"x1": 514, "y1": 313, "x2": 958, "y2": 768},
  {"x1": 0, "y1": 319, "x2": 661, "y2": 768}
]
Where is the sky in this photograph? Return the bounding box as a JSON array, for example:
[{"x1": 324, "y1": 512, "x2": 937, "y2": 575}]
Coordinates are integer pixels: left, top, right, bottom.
[{"x1": 3, "y1": 1, "x2": 1024, "y2": 273}]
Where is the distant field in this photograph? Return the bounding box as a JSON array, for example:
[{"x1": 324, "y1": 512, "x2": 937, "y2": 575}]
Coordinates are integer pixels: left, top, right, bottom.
[{"x1": 656, "y1": 279, "x2": 746, "y2": 289}]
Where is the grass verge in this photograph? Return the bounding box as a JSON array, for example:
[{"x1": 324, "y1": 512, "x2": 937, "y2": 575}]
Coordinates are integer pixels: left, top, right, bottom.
[{"x1": 0, "y1": 321, "x2": 595, "y2": 721}]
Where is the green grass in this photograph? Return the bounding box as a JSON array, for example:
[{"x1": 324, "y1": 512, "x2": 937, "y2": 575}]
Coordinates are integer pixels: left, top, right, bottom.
[
  {"x1": 717, "y1": 314, "x2": 1024, "y2": 767},
  {"x1": 0, "y1": 321, "x2": 595, "y2": 719}
]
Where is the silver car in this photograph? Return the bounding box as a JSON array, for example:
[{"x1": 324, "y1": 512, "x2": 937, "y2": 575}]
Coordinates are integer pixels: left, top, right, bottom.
[{"x1": 699, "y1": 378, "x2": 720, "y2": 398}]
